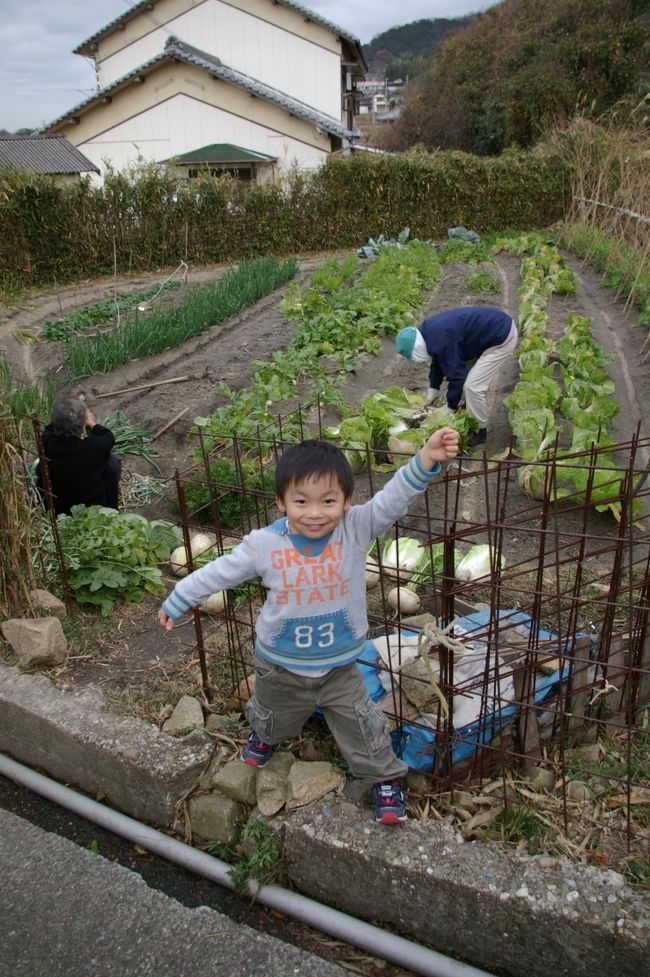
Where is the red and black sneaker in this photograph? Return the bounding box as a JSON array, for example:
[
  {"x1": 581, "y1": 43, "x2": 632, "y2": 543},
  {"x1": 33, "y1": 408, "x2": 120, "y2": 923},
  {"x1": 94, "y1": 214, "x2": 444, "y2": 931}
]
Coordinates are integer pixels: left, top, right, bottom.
[
  {"x1": 241, "y1": 732, "x2": 278, "y2": 767},
  {"x1": 371, "y1": 779, "x2": 407, "y2": 825}
]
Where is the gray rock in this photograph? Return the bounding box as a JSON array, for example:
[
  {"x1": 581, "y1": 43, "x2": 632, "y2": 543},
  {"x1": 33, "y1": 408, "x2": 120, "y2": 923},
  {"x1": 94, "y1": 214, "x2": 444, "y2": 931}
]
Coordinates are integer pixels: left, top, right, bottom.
[
  {"x1": 528, "y1": 765, "x2": 556, "y2": 791},
  {"x1": 205, "y1": 712, "x2": 235, "y2": 734},
  {"x1": 187, "y1": 792, "x2": 244, "y2": 845},
  {"x1": 405, "y1": 770, "x2": 431, "y2": 793},
  {"x1": 257, "y1": 751, "x2": 295, "y2": 816},
  {"x1": 212, "y1": 760, "x2": 257, "y2": 805},
  {"x1": 162, "y1": 695, "x2": 204, "y2": 736},
  {"x1": 29, "y1": 589, "x2": 67, "y2": 619},
  {"x1": 449, "y1": 789, "x2": 477, "y2": 810},
  {"x1": 198, "y1": 746, "x2": 230, "y2": 788},
  {"x1": 0, "y1": 617, "x2": 67, "y2": 667},
  {"x1": 572, "y1": 743, "x2": 603, "y2": 765},
  {"x1": 399, "y1": 655, "x2": 441, "y2": 710},
  {"x1": 285, "y1": 761, "x2": 344, "y2": 812},
  {"x1": 566, "y1": 780, "x2": 593, "y2": 805}
]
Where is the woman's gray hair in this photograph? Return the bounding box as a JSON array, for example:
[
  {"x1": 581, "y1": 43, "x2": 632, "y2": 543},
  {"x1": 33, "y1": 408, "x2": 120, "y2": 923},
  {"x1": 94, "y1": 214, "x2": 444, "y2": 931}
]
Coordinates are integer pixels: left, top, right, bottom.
[{"x1": 49, "y1": 396, "x2": 88, "y2": 437}]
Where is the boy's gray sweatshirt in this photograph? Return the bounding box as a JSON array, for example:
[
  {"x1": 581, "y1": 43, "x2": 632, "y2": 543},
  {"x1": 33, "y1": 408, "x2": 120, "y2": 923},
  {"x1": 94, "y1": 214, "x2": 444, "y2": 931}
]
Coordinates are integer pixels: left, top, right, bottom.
[{"x1": 162, "y1": 454, "x2": 441, "y2": 671}]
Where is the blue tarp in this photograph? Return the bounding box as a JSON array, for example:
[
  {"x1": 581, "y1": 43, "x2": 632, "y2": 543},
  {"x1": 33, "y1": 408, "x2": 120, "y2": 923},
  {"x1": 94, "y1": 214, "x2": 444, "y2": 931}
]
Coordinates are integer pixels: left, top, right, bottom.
[{"x1": 358, "y1": 610, "x2": 576, "y2": 773}]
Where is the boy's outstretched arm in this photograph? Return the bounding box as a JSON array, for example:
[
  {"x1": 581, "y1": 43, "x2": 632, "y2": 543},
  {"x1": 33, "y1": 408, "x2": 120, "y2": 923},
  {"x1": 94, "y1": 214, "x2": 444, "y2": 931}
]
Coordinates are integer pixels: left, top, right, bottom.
[{"x1": 418, "y1": 426, "x2": 460, "y2": 470}]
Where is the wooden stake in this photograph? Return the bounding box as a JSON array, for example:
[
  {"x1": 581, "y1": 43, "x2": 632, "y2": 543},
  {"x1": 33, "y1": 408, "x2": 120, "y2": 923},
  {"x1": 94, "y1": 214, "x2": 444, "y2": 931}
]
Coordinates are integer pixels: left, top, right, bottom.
[
  {"x1": 96, "y1": 375, "x2": 189, "y2": 398},
  {"x1": 148, "y1": 406, "x2": 190, "y2": 442}
]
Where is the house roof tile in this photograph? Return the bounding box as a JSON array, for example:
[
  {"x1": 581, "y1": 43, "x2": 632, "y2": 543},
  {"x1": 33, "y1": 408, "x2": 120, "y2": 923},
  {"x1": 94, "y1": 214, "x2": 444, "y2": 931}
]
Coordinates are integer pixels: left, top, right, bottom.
[
  {"x1": 0, "y1": 134, "x2": 99, "y2": 174},
  {"x1": 168, "y1": 143, "x2": 277, "y2": 164}
]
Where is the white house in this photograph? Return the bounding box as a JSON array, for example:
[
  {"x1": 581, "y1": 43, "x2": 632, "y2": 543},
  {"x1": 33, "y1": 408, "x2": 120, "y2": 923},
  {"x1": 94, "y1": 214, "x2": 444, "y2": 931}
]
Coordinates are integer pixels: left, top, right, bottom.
[{"x1": 45, "y1": 0, "x2": 366, "y2": 182}]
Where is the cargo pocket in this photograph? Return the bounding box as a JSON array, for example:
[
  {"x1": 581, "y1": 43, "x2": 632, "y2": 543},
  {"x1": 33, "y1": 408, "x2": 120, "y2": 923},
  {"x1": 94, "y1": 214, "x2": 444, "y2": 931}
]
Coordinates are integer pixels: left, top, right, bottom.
[
  {"x1": 354, "y1": 697, "x2": 390, "y2": 756},
  {"x1": 253, "y1": 654, "x2": 278, "y2": 683},
  {"x1": 244, "y1": 698, "x2": 274, "y2": 741}
]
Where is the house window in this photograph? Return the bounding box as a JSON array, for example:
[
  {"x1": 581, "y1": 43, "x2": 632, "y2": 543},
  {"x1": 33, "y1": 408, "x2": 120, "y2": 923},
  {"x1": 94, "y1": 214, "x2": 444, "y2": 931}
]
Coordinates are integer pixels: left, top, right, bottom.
[{"x1": 188, "y1": 165, "x2": 254, "y2": 181}]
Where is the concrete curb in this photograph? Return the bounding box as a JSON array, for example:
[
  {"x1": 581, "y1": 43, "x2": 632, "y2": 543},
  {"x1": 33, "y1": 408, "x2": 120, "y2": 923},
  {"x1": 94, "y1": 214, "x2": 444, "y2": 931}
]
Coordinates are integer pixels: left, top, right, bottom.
[
  {"x1": 285, "y1": 799, "x2": 649, "y2": 977},
  {"x1": 0, "y1": 664, "x2": 212, "y2": 825},
  {"x1": 1, "y1": 662, "x2": 648, "y2": 977}
]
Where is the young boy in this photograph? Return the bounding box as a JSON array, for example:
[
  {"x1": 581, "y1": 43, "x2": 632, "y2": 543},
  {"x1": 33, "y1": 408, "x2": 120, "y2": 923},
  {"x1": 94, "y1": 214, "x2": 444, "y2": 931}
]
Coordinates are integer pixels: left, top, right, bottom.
[{"x1": 158, "y1": 429, "x2": 459, "y2": 825}]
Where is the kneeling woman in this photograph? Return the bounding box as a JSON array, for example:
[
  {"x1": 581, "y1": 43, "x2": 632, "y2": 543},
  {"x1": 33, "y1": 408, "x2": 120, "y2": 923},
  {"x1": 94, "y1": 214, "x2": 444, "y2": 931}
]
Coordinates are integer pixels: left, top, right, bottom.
[{"x1": 37, "y1": 396, "x2": 121, "y2": 516}]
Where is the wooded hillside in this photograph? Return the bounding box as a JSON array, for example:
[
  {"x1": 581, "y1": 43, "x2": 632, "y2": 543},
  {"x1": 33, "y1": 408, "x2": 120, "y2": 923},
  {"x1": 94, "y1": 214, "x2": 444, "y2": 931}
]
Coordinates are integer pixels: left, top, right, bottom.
[
  {"x1": 377, "y1": 0, "x2": 649, "y2": 155},
  {"x1": 364, "y1": 16, "x2": 472, "y2": 80}
]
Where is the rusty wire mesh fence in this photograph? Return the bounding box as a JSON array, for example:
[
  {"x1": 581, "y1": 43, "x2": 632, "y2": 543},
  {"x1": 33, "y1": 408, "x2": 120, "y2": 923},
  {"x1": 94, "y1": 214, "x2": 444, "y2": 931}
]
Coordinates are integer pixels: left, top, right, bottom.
[
  {"x1": 165, "y1": 407, "x2": 650, "y2": 856},
  {"x1": 27, "y1": 398, "x2": 650, "y2": 862}
]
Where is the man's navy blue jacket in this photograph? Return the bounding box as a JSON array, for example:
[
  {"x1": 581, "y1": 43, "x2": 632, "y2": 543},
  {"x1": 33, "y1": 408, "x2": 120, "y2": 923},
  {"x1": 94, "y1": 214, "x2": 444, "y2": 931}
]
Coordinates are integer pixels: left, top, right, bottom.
[{"x1": 418, "y1": 307, "x2": 512, "y2": 409}]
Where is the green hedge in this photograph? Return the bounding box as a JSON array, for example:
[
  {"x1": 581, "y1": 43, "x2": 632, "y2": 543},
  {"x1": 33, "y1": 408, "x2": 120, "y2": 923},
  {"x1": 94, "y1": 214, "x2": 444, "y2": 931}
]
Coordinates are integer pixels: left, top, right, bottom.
[{"x1": 0, "y1": 150, "x2": 571, "y2": 289}]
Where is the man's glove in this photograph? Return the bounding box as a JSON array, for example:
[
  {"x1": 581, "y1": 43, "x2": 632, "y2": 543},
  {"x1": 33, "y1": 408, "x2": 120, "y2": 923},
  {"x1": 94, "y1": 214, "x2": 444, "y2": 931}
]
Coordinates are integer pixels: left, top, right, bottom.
[{"x1": 426, "y1": 387, "x2": 439, "y2": 405}]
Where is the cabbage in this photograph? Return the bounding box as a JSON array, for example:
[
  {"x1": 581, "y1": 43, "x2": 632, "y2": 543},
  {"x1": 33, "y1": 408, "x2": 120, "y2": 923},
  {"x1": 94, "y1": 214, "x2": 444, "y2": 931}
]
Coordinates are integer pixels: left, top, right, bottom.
[
  {"x1": 344, "y1": 449, "x2": 366, "y2": 474},
  {"x1": 382, "y1": 537, "x2": 426, "y2": 581},
  {"x1": 455, "y1": 544, "x2": 505, "y2": 582}
]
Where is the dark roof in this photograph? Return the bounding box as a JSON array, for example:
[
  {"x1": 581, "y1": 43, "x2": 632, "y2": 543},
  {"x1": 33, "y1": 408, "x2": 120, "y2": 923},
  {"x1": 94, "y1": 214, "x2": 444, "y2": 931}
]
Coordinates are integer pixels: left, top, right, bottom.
[
  {"x1": 0, "y1": 134, "x2": 99, "y2": 174},
  {"x1": 74, "y1": 0, "x2": 366, "y2": 69},
  {"x1": 47, "y1": 37, "x2": 359, "y2": 141},
  {"x1": 168, "y1": 143, "x2": 277, "y2": 165}
]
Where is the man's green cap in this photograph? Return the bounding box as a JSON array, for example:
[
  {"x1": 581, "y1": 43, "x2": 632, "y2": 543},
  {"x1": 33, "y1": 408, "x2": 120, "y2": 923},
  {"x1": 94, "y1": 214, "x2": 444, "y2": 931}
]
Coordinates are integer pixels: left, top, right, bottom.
[{"x1": 395, "y1": 326, "x2": 418, "y2": 362}]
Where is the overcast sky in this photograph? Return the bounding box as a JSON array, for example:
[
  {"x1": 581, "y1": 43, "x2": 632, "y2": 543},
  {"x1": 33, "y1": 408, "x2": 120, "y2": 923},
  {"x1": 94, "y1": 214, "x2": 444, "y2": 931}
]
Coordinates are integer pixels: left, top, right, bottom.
[{"x1": 0, "y1": 0, "x2": 492, "y2": 133}]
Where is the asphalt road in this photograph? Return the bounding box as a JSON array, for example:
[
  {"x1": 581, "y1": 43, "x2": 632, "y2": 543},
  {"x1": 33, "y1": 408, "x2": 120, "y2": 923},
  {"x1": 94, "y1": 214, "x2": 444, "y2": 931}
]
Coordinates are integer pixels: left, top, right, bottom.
[{"x1": 0, "y1": 774, "x2": 414, "y2": 977}]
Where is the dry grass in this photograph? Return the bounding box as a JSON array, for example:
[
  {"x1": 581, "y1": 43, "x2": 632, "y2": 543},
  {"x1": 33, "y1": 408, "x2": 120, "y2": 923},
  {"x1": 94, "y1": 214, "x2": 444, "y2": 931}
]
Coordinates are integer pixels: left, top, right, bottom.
[
  {"x1": 410, "y1": 722, "x2": 650, "y2": 887},
  {"x1": 556, "y1": 110, "x2": 650, "y2": 314},
  {"x1": 0, "y1": 400, "x2": 36, "y2": 617}
]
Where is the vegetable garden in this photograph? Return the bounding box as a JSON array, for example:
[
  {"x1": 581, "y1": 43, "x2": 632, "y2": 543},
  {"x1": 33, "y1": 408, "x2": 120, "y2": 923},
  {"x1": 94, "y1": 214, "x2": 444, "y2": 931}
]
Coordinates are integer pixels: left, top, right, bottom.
[{"x1": 2, "y1": 223, "x2": 649, "y2": 880}]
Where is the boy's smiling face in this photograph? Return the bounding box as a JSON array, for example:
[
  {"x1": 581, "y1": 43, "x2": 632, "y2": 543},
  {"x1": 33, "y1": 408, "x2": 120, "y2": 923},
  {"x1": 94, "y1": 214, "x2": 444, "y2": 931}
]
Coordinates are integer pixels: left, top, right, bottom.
[{"x1": 276, "y1": 475, "x2": 351, "y2": 538}]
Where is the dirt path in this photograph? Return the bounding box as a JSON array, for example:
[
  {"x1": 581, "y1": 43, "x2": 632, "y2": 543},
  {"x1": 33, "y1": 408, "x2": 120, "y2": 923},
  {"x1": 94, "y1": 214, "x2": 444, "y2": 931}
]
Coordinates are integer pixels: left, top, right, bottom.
[{"x1": 2, "y1": 258, "x2": 325, "y2": 484}]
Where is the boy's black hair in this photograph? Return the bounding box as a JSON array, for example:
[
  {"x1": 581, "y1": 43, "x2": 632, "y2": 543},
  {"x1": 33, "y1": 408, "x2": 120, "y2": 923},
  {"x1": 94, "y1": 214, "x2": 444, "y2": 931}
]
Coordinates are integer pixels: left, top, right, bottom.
[{"x1": 275, "y1": 440, "x2": 354, "y2": 500}]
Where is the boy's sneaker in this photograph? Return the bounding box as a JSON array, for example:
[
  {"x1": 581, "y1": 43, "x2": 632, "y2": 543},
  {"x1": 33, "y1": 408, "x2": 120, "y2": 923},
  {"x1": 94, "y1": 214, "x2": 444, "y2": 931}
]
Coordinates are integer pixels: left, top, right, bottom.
[
  {"x1": 371, "y1": 779, "x2": 407, "y2": 825},
  {"x1": 241, "y1": 732, "x2": 278, "y2": 767}
]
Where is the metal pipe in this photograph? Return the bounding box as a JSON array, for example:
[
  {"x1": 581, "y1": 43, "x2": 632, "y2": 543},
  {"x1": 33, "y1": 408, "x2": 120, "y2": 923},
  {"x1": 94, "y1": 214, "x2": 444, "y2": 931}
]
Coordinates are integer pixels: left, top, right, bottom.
[{"x1": 0, "y1": 752, "x2": 493, "y2": 977}]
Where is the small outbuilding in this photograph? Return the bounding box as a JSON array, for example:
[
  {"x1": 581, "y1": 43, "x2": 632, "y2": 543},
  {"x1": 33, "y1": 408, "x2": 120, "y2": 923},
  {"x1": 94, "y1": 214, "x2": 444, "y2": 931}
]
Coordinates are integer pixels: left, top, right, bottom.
[
  {"x1": 0, "y1": 134, "x2": 100, "y2": 184},
  {"x1": 166, "y1": 142, "x2": 277, "y2": 183}
]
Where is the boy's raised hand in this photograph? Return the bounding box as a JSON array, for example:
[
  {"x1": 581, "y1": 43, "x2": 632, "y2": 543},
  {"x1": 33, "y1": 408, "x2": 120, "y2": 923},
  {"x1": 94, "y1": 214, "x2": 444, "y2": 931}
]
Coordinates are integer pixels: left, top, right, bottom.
[{"x1": 419, "y1": 426, "x2": 460, "y2": 468}]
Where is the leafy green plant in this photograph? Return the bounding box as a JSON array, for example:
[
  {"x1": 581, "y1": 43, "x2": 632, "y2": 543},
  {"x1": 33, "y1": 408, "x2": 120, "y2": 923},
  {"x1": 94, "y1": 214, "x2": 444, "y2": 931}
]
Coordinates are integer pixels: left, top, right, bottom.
[
  {"x1": 179, "y1": 457, "x2": 275, "y2": 527},
  {"x1": 324, "y1": 387, "x2": 478, "y2": 470},
  {"x1": 41, "y1": 282, "x2": 183, "y2": 341},
  {"x1": 310, "y1": 253, "x2": 359, "y2": 292},
  {"x1": 0, "y1": 355, "x2": 58, "y2": 433},
  {"x1": 227, "y1": 819, "x2": 281, "y2": 895},
  {"x1": 195, "y1": 241, "x2": 441, "y2": 451},
  {"x1": 438, "y1": 239, "x2": 493, "y2": 264},
  {"x1": 43, "y1": 506, "x2": 177, "y2": 616},
  {"x1": 489, "y1": 804, "x2": 549, "y2": 853},
  {"x1": 65, "y1": 257, "x2": 298, "y2": 377},
  {"x1": 463, "y1": 269, "x2": 502, "y2": 293},
  {"x1": 101, "y1": 410, "x2": 162, "y2": 474}
]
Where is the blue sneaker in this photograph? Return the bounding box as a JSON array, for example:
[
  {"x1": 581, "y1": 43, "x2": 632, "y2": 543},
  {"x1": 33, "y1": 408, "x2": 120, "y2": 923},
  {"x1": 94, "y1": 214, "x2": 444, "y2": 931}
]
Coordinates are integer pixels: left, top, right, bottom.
[
  {"x1": 371, "y1": 780, "x2": 407, "y2": 825},
  {"x1": 241, "y1": 732, "x2": 278, "y2": 767}
]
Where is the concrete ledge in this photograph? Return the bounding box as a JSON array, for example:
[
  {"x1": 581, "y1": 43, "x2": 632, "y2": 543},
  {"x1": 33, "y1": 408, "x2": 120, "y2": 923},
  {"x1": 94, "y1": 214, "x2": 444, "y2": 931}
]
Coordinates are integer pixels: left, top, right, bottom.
[
  {"x1": 0, "y1": 664, "x2": 213, "y2": 826},
  {"x1": 1, "y1": 662, "x2": 648, "y2": 977},
  {"x1": 284, "y1": 799, "x2": 650, "y2": 977}
]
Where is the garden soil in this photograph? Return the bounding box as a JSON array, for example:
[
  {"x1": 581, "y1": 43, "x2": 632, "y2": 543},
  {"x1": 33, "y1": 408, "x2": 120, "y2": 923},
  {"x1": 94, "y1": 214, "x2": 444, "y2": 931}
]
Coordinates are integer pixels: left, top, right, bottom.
[{"x1": 1, "y1": 250, "x2": 649, "y2": 718}]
